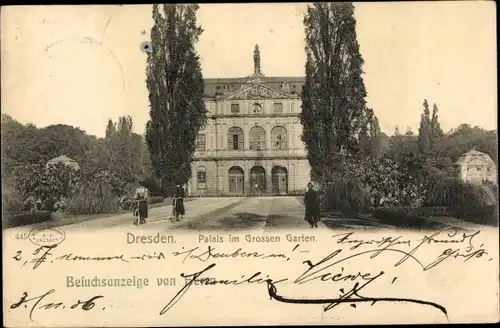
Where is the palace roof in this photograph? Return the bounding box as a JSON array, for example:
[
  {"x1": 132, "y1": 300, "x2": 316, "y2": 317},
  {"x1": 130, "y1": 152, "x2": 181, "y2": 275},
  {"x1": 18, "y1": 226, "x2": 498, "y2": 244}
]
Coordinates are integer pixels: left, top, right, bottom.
[
  {"x1": 203, "y1": 76, "x2": 305, "y2": 98},
  {"x1": 203, "y1": 44, "x2": 305, "y2": 98}
]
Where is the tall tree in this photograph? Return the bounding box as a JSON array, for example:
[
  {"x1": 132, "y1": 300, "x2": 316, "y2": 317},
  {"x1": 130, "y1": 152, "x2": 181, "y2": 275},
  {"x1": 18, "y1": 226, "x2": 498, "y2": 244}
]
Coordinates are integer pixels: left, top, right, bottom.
[
  {"x1": 418, "y1": 99, "x2": 432, "y2": 154},
  {"x1": 145, "y1": 4, "x2": 207, "y2": 191},
  {"x1": 300, "y1": 2, "x2": 370, "y2": 180},
  {"x1": 430, "y1": 103, "x2": 444, "y2": 151}
]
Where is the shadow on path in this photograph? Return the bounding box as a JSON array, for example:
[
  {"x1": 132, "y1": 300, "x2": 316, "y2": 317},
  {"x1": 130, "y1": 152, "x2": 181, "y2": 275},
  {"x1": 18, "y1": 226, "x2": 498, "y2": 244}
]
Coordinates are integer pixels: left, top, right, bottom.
[{"x1": 172, "y1": 212, "x2": 266, "y2": 231}]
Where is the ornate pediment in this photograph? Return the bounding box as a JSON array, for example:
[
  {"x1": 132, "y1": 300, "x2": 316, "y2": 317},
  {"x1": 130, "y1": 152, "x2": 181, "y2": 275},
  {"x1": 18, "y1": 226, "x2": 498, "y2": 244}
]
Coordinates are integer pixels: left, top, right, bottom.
[
  {"x1": 466, "y1": 157, "x2": 496, "y2": 167},
  {"x1": 224, "y1": 83, "x2": 291, "y2": 100}
]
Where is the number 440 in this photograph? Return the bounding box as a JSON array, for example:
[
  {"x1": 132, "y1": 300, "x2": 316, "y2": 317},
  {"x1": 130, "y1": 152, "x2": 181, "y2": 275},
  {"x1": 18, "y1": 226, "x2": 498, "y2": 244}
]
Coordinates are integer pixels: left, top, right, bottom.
[{"x1": 15, "y1": 232, "x2": 29, "y2": 240}]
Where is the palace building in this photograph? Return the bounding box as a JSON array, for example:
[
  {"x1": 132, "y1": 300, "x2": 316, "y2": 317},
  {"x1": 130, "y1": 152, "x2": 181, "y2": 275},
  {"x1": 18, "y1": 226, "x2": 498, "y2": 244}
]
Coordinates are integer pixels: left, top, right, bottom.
[{"x1": 187, "y1": 45, "x2": 311, "y2": 197}]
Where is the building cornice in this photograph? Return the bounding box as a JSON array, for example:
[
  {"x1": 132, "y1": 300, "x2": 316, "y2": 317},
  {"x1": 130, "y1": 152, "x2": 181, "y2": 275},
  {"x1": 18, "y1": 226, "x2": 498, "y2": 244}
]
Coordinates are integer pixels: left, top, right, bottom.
[
  {"x1": 208, "y1": 113, "x2": 300, "y2": 120},
  {"x1": 194, "y1": 156, "x2": 308, "y2": 161}
]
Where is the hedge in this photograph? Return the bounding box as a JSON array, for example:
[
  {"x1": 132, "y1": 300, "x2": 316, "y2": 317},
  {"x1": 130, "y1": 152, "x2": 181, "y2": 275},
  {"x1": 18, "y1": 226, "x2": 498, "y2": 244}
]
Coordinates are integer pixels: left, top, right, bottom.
[
  {"x1": 372, "y1": 207, "x2": 437, "y2": 228},
  {"x1": 372, "y1": 205, "x2": 499, "y2": 227},
  {"x1": 149, "y1": 196, "x2": 164, "y2": 204},
  {"x1": 3, "y1": 211, "x2": 52, "y2": 228}
]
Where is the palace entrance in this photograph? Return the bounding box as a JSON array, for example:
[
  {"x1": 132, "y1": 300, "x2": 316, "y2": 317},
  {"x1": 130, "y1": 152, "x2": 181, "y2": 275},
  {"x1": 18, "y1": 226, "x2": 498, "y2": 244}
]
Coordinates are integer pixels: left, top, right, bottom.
[
  {"x1": 250, "y1": 166, "x2": 266, "y2": 196},
  {"x1": 228, "y1": 166, "x2": 244, "y2": 196},
  {"x1": 271, "y1": 166, "x2": 288, "y2": 195}
]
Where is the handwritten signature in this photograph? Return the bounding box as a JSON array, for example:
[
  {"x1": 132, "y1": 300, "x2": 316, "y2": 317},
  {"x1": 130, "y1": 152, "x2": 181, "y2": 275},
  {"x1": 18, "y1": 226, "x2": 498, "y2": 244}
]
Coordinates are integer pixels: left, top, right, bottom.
[{"x1": 160, "y1": 228, "x2": 491, "y2": 319}]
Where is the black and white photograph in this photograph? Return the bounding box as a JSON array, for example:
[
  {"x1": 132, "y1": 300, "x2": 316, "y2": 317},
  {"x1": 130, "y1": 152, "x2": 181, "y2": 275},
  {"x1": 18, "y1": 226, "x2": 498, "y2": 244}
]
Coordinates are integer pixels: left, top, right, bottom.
[
  {"x1": 2, "y1": 2, "x2": 498, "y2": 326},
  {"x1": 2, "y1": 3, "x2": 497, "y2": 234}
]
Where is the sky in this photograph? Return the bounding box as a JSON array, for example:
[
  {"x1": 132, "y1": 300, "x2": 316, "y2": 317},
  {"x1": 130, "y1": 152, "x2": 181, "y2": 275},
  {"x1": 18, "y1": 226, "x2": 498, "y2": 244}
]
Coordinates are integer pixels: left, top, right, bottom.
[{"x1": 1, "y1": 2, "x2": 497, "y2": 138}]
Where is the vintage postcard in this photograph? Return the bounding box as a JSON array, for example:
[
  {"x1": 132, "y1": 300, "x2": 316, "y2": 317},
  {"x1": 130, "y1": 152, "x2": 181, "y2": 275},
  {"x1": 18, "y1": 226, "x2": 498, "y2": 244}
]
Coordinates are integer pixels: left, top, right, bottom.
[{"x1": 2, "y1": 2, "x2": 499, "y2": 327}]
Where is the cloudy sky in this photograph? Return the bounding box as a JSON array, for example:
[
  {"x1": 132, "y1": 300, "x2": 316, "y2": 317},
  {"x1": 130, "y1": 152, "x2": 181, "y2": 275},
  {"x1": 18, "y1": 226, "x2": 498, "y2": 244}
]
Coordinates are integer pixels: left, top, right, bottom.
[{"x1": 1, "y1": 2, "x2": 496, "y2": 137}]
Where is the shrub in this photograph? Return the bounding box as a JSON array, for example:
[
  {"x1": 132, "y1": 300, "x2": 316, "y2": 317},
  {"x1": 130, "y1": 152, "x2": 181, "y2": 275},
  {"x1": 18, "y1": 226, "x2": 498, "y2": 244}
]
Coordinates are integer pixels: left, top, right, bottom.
[
  {"x1": 67, "y1": 179, "x2": 118, "y2": 215},
  {"x1": 13, "y1": 162, "x2": 74, "y2": 211},
  {"x1": 118, "y1": 196, "x2": 135, "y2": 210},
  {"x1": 139, "y1": 178, "x2": 163, "y2": 196},
  {"x1": 448, "y1": 205, "x2": 498, "y2": 226},
  {"x1": 372, "y1": 207, "x2": 422, "y2": 227},
  {"x1": 424, "y1": 178, "x2": 493, "y2": 207},
  {"x1": 148, "y1": 196, "x2": 164, "y2": 204},
  {"x1": 372, "y1": 207, "x2": 447, "y2": 229},
  {"x1": 2, "y1": 186, "x2": 27, "y2": 213},
  {"x1": 323, "y1": 178, "x2": 371, "y2": 215},
  {"x1": 3, "y1": 210, "x2": 52, "y2": 228},
  {"x1": 372, "y1": 205, "x2": 499, "y2": 227}
]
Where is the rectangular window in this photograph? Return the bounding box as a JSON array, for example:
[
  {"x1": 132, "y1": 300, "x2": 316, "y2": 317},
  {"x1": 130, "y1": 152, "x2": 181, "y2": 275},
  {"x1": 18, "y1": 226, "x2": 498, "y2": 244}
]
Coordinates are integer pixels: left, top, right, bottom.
[
  {"x1": 273, "y1": 102, "x2": 284, "y2": 113},
  {"x1": 487, "y1": 167, "x2": 491, "y2": 171},
  {"x1": 250, "y1": 135, "x2": 266, "y2": 150},
  {"x1": 231, "y1": 103, "x2": 240, "y2": 113},
  {"x1": 197, "y1": 171, "x2": 206, "y2": 183},
  {"x1": 197, "y1": 171, "x2": 206, "y2": 190},
  {"x1": 196, "y1": 134, "x2": 206, "y2": 151},
  {"x1": 477, "y1": 167, "x2": 482, "y2": 171},
  {"x1": 274, "y1": 135, "x2": 287, "y2": 150},
  {"x1": 232, "y1": 134, "x2": 244, "y2": 150}
]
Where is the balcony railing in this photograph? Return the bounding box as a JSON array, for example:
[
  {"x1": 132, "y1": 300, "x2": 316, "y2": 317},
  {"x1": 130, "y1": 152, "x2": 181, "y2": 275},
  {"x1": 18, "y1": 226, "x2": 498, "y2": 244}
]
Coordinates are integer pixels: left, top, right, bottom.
[{"x1": 193, "y1": 148, "x2": 307, "y2": 159}]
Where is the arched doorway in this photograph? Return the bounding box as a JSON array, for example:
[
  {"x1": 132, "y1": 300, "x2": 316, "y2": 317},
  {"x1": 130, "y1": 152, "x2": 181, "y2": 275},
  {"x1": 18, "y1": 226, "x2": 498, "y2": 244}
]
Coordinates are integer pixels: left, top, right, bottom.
[
  {"x1": 228, "y1": 166, "x2": 244, "y2": 196},
  {"x1": 272, "y1": 166, "x2": 288, "y2": 195},
  {"x1": 250, "y1": 166, "x2": 266, "y2": 195}
]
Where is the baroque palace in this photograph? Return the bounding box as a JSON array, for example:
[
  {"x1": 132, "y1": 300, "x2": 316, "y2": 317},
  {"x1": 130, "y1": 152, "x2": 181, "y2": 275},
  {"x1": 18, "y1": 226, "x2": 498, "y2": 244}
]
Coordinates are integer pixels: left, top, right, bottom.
[{"x1": 187, "y1": 45, "x2": 311, "y2": 197}]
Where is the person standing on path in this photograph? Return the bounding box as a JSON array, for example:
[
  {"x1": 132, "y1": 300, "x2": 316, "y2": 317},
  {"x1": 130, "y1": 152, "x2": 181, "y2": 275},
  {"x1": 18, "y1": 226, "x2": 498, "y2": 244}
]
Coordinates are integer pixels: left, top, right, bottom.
[
  {"x1": 134, "y1": 185, "x2": 149, "y2": 225},
  {"x1": 173, "y1": 183, "x2": 186, "y2": 221},
  {"x1": 304, "y1": 182, "x2": 321, "y2": 228}
]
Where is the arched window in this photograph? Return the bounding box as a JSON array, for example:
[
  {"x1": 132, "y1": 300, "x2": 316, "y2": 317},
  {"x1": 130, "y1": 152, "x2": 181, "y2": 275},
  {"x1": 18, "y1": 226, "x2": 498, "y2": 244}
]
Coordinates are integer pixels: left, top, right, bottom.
[
  {"x1": 253, "y1": 103, "x2": 262, "y2": 114},
  {"x1": 249, "y1": 126, "x2": 266, "y2": 150},
  {"x1": 197, "y1": 166, "x2": 207, "y2": 190},
  {"x1": 271, "y1": 126, "x2": 287, "y2": 150},
  {"x1": 228, "y1": 127, "x2": 244, "y2": 150}
]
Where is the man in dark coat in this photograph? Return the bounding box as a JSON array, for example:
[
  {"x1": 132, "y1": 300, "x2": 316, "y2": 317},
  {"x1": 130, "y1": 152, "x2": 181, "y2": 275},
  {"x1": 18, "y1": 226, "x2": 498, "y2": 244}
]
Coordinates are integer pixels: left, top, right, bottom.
[{"x1": 304, "y1": 182, "x2": 321, "y2": 228}]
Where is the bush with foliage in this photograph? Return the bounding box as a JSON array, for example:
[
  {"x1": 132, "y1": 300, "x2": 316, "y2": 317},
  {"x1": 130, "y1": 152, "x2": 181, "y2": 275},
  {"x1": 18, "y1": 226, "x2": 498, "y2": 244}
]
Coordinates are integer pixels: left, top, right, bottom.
[
  {"x1": 11, "y1": 162, "x2": 74, "y2": 212},
  {"x1": 2, "y1": 185, "x2": 27, "y2": 213},
  {"x1": 67, "y1": 171, "x2": 118, "y2": 214},
  {"x1": 327, "y1": 154, "x2": 427, "y2": 208},
  {"x1": 371, "y1": 207, "x2": 447, "y2": 229},
  {"x1": 149, "y1": 196, "x2": 164, "y2": 204},
  {"x1": 373, "y1": 205, "x2": 498, "y2": 227},
  {"x1": 3, "y1": 210, "x2": 53, "y2": 228},
  {"x1": 139, "y1": 177, "x2": 164, "y2": 196},
  {"x1": 323, "y1": 178, "x2": 371, "y2": 215},
  {"x1": 423, "y1": 178, "x2": 493, "y2": 207},
  {"x1": 67, "y1": 173, "x2": 119, "y2": 215}
]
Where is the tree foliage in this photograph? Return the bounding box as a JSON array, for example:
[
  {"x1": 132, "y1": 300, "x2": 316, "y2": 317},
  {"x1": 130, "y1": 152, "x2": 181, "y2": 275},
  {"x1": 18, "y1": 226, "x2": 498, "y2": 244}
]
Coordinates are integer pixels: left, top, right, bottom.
[
  {"x1": 300, "y1": 2, "x2": 375, "y2": 180},
  {"x1": 145, "y1": 4, "x2": 207, "y2": 192},
  {"x1": 1, "y1": 114, "x2": 156, "y2": 213}
]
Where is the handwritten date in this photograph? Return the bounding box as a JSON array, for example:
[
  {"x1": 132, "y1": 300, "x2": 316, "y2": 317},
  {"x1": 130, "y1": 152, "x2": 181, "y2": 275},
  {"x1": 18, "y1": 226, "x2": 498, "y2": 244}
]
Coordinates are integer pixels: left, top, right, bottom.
[{"x1": 10, "y1": 289, "x2": 104, "y2": 321}]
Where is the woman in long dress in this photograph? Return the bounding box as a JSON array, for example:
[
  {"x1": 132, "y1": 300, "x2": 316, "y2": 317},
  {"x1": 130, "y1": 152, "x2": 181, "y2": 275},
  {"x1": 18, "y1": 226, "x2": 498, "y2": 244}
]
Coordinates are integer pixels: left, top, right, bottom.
[
  {"x1": 304, "y1": 182, "x2": 321, "y2": 228},
  {"x1": 173, "y1": 183, "x2": 186, "y2": 221},
  {"x1": 134, "y1": 186, "x2": 149, "y2": 225}
]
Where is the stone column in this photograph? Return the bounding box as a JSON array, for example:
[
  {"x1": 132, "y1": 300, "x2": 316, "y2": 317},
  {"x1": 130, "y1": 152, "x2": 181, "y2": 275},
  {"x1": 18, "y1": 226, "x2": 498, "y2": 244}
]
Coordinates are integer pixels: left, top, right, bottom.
[
  {"x1": 265, "y1": 121, "x2": 271, "y2": 150},
  {"x1": 244, "y1": 162, "x2": 250, "y2": 196},
  {"x1": 265, "y1": 162, "x2": 272, "y2": 195}
]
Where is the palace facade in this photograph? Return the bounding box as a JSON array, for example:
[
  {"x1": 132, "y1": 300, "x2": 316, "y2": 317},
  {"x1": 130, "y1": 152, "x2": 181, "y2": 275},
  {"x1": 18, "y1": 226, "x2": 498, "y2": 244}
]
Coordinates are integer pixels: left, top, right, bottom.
[{"x1": 187, "y1": 45, "x2": 311, "y2": 196}]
